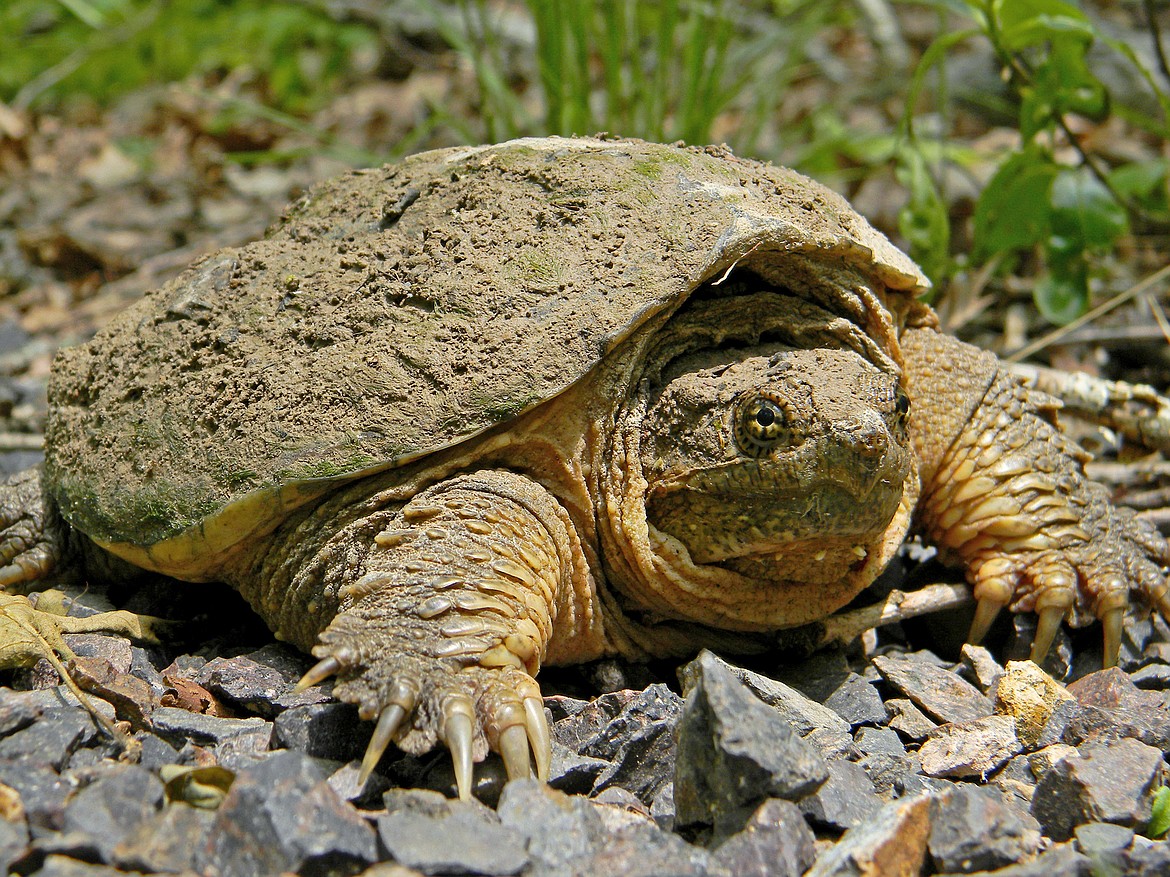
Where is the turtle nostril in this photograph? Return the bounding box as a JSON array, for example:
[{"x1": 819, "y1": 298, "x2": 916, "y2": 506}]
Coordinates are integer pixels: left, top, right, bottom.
[{"x1": 837, "y1": 416, "x2": 889, "y2": 460}]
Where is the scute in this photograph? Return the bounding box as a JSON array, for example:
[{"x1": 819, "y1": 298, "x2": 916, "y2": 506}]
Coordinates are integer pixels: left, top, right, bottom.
[{"x1": 44, "y1": 136, "x2": 927, "y2": 571}]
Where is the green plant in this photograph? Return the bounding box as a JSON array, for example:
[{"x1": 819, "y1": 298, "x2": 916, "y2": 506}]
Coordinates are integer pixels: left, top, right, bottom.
[
  {"x1": 435, "y1": 0, "x2": 833, "y2": 155},
  {"x1": 0, "y1": 0, "x2": 378, "y2": 113},
  {"x1": 900, "y1": 0, "x2": 1170, "y2": 323},
  {"x1": 1149, "y1": 785, "x2": 1170, "y2": 838}
]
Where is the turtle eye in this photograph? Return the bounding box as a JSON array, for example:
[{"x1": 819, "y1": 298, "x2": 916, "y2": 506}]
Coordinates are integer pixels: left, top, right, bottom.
[
  {"x1": 893, "y1": 387, "x2": 910, "y2": 430},
  {"x1": 734, "y1": 393, "x2": 792, "y2": 457}
]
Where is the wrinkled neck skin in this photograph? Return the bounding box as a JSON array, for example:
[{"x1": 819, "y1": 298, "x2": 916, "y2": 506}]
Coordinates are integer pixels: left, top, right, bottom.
[{"x1": 594, "y1": 286, "x2": 920, "y2": 659}]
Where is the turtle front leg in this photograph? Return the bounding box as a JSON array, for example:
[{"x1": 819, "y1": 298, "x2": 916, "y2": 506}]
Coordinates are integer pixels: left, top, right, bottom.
[
  {"x1": 292, "y1": 469, "x2": 589, "y2": 799},
  {"x1": 902, "y1": 326, "x2": 1170, "y2": 667}
]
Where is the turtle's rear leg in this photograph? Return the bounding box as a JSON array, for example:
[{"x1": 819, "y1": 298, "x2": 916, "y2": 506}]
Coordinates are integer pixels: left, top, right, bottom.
[
  {"x1": 0, "y1": 467, "x2": 70, "y2": 591},
  {"x1": 0, "y1": 467, "x2": 165, "y2": 670}
]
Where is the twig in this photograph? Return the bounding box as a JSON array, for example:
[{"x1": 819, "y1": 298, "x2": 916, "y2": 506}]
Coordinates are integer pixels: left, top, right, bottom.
[
  {"x1": 818, "y1": 583, "x2": 974, "y2": 648},
  {"x1": 1005, "y1": 362, "x2": 1170, "y2": 453},
  {"x1": 1144, "y1": 0, "x2": 1170, "y2": 85},
  {"x1": 1006, "y1": 262, "x2": 1170, "y2": 362},
  {"x1": 0, "y1": 434, "x2": 43, "y2": 452}
]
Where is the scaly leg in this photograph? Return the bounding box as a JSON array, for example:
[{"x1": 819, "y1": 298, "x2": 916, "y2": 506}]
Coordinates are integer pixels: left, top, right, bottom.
[
  {"x1": 293, "y1": 469, "x2": 583, "y2": 798},
  {"x1": 902, "y1": 327, "x2": 1170, "y2": 667},
  {"x1": 0, "y1": 468, "x2": 166, "y2": 668}
]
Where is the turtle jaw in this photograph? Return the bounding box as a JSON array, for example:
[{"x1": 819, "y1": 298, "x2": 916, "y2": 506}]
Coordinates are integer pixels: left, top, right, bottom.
[{"x1": 644, "y1": 448, "x2": 911, "y2": 577}]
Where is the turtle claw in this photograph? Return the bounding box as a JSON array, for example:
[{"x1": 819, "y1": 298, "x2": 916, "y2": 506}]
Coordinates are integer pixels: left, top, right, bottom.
[
  {"x1": 499, "y1": 724, "x2": 531, "y2": 781},
  {"x1": 524, "y1": 695, "x2": 551, "y2": 782},
  {"x1": 442, "y1": 695, "x2": 476, "y2": 801},
  {"x1": 294, "y1": 655, "x2": 342, "y2": 693},
  {"x1": 1030, "y1": 605, "x2": 1067, "y2": 663},
  {"x1": 359, "y1": 703, "x2": 408, "y2": 786},
  {"x1": 1101, "y1": 606, "x2": 1124, "y2": 669},
  {"x1": 967, "y1": 596, "x2": 1006, "y2": 645}
]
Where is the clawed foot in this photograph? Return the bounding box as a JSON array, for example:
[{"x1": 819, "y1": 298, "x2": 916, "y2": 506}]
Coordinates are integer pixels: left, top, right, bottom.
[
  {"x1": 962, "y1": 500, "x2": 1169, "y2": 668},
  {"x1": 295, "y1": 642, "x2": 550, "y2": 800},
  {"x1": 0, "y1": 590, "x2": 165, "y2": 670},
  {"x1": 0, "y1": 468, "x2": 64, "y2": 590}
]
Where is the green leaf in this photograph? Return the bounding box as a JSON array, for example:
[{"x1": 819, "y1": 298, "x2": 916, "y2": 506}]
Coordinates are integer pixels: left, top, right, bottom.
[
  {"x1": 896, "y1": 147, "x2": 951, "y2": 284},
  {"x1": 994, "y1": 0, "x2": 1094, "y2": 51},
  {"x1": 1033, "y1": 248, "x2": 1088, "y2": 324},
  {"x1": 1050, "y1": 166, "x2": 1128, "y2": 248},
  {"x1": 973, "y1": 148, "x2": 1058, "y2": 260},
  {"x1": 1109, "y1": 159, "x2": 1170, "y2": 204},
  {"x1": 1149, "y1": 786, "x2": 1170, "y2": 838}
]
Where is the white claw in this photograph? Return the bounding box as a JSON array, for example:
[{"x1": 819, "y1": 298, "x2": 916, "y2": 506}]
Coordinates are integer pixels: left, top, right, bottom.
[
  {"x1": 1030, "y1": 606, "x2": 1066, "y2": 664},
  {"x1": 498, "y1": 724, "x2": 531, "y2": 781},
  {"x1": 359, "y1": 704, "x2": 407, "y2": 786},
  {"x1": 294, "y1": 655, "x2": 341, "y2": 693},
  {"x1": 444, "y1": 706, "x2": 475, "y2": 801},
  {"x1": 523, "y1": 696, "x2": 551, "y2": 782},
  {"x1": 1101, "y1": 607, "x2": 1124, "y2": 670},
  {"x1": 967, "y1": 596, "x2": 1006, "y2": 645}
]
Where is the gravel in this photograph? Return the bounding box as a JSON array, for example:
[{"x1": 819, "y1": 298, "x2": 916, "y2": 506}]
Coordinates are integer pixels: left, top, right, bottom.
[{"x1": 3, "y1": 603, "x2": 1170, "y2": 876}]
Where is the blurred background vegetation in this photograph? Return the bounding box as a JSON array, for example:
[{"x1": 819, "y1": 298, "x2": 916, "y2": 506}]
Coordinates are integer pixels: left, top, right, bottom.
[{"x1": 1, "y1": 0, "x2": 1168, "y2": 349}]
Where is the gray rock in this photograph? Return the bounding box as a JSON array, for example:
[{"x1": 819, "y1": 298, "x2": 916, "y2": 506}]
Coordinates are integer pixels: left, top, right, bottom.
[
  {"x1": 0, "y1": 708, "x2": 101, "y2": 770},
  {"x1": 805, "y1": 793, "x2": 932, "y2": 877},
  {"x1": 885, "y1": 697, "x2": 937, "y2": 740},
  {"x1": 650, "y1": 782, "x2": 675, "y2": 831},
  {"x1": 710, "y1": 798, "x2": 815, "y2": 877},
  {"x1": 712, "y1": 661, "x2": 853, "y2": 758},
  {"x1": 131, "y1": 731, "x2": 180, "y2": 770},
  {"x1": 854, "y1": 726, "x2": 917, "y2": 797},
  {"x1": 872, "y1": 652, "x2": 994, "y2": 724},
  {"x1": 798, "y1": 759, "x2": 882, "y2": 830},
  {"x1": 1061, "y1": 702, "x2": 1170, "y2": 751},
  {"x1": 111, "y1": 800, "x2": 215, "y2": 873},
  {"x1": 496, "y1": 778, "x2": 605, "y2": 873},
  {"x1": 0, "y1": 759, "x2": 69, "y2": 836},
  {"x1": 376, "y1": 806, "x2": 528, "y2": 876},
  {"x1": 197, "y1": 749, "x2": 377, "y2": 877},
  {"x1": 0, "y1": 688, "x2": 45, "y2": 736},
  {"x1": 1034, "y1": 697, "x2": 1080, "y2": 748},
  {"x1": 200, "y1": 643, "x2": 325, "y2": 718},
  {"x1": 547, "y1": 740, "x2": 609, "y2": 795},
  {"x1": 583, "y1": 683, "x2": 682, "y2": 803},
  {"x1": 271, "y1": 702, "x2": 369, "y2": 764},
  {"x1": 1072, "y1": 821, "x2": 1133, "y2": 877},
  {"x1": 127, "y1": 647, "x2": 168, "y2": 700},
  {"x1": 942, "y1": 842, "x2": 1091, "y2": 875},
  {"x1": 211, "y1": 726, "x2": 273, "y2": 771},
  {"x1": 585, "y1": 821, "x2": 719, "y2": 877},
  {"x1": 823, "y1": 674, "x2": 888, "y2": 727},
  {"x1": 60, "y1": 765, "x2": 164, "y2": 863},
  {"x1": 0, "y1": 812, "x2": 27, "y2": 874},
  {"x1": 928, "y1": 784, "x2": 1042, "y2": 873},
  {"x1": 552, "y1": 690, "x2": 638, "y2": 752},
  {"x1": 775, "y1": 650, "x2": 886, "y2": 726},
  {"x1": 1126, "y1": 839, "x2": 1170, "y2": 876},
  {"x1": 959, "y1": 643, "x2": 1005, "y2": 695},
  {"x1": 674, "y1": 651, "x2": 829, "y2": 839},
  {"x1": 61, "y1": 635, "x2": 133, "y2": 674},
  {"x1": 1030, "y1": 737, "x2": 1167, "y2": 841},
  {"x1": 149, "y1": 706, "x2": 272, "y2": 749},
  {"x1": 918, "y1": 714, "x2": 1021, "y2": 779},
  {"x1": 1130, "y1": 663, "x2": 1170, "y2": 689}
]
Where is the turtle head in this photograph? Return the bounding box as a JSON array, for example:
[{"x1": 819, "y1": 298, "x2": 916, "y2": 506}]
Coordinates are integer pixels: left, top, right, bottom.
[{"x1": 639, "y1": 344, "x2": 912, "y2": 588}]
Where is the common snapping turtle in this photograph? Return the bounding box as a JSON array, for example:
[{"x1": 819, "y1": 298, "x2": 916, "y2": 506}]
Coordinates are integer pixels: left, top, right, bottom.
[{"x1": 1, "y1": 137, "x2": 1167, "y2": 798}]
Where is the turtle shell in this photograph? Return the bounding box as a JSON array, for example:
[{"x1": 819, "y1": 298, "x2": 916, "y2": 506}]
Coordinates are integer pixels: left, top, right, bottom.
[{"x1": 45, "y1": 136, "x2": 927, "y2": 576}]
